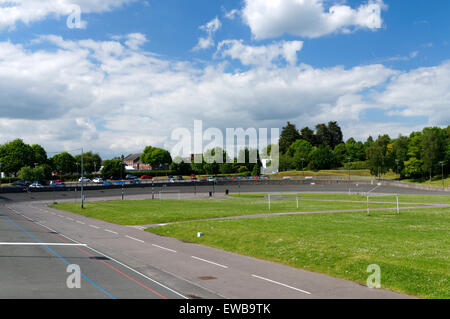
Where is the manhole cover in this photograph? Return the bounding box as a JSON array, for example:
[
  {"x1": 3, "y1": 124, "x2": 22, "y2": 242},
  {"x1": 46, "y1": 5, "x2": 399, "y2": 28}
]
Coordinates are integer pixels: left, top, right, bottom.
[{"x1": 198, "y1": 276, "x2": 217, "y2": 281}]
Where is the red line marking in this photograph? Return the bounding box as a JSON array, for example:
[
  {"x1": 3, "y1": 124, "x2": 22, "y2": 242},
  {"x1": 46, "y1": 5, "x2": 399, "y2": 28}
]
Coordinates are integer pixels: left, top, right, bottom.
[{"x1": 11, "y1": 210, "x2": 168, "y2": 299}]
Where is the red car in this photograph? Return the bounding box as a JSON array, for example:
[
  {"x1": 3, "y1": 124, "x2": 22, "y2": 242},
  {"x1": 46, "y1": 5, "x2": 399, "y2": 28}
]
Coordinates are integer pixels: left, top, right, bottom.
[
  {"x1": 140, "y1": 175, "x2": 153, "y2": 180},
  {"x1": 190, "y1": 174, "x2": 197, "y2": 180}
]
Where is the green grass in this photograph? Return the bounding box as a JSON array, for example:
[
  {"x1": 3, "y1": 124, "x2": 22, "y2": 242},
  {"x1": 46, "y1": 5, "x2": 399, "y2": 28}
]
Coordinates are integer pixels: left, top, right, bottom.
[
  {"x1": 270, "y1": 169, "x2": 398, "y2": 179},
  {"x1": 50, "y1": 196, "x2": 422, "y2": 225},
  {"x1": 230, "y1": 193, "x2": 450, "y2": 205},
  {"x1": 403, "y1": 176, "x2": 450, "y2": 189},
  {"x1": 148, "y1": 207, "x2": 450, "y2": 299}
]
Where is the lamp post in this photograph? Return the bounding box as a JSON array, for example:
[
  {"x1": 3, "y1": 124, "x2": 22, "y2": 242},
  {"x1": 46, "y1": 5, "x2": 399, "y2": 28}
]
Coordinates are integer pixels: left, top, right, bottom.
[
  {"x1": 0, "y1": 162, "x2": 2, "y2": 186},
  {"x1": 440, "y1": 161, "x2": 445, "y2": 189},
  {"x1": 395, "y1": 159, "x2": 399, "y2": 180},
  {"x1": 81, "y1": 148, "x2": 84, "y2": 209},
  {"x1": 347, "y1": 157, "x2": 351, "y2": 182}
]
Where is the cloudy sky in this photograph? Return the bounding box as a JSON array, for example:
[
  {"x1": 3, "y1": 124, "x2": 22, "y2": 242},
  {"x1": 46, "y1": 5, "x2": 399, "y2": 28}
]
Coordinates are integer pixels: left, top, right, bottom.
[{"x1": 0, "y1": 0, "x2": 449, "y2": 158}]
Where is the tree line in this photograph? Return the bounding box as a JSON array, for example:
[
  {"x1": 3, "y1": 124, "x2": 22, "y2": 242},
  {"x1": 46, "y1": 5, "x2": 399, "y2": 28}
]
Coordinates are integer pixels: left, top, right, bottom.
[{"x1": 278, "y1": 121, "x2": 450, "y2": 179}]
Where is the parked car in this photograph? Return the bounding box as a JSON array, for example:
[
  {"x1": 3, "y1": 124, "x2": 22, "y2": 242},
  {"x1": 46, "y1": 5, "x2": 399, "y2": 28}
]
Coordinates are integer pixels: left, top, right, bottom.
[
  {"x1": 29, "y1": 181, "x2": 44, "y2": 188},
  {"x1": 116, "y1": 181, "x2": 125, "y2": 185},
  {"x1": 93, "y1": 177, "x2": 104, "y2": 184},
  {"x1": 190, "y1": 174, "x2": 197, "y2": 180},
  {"x1": 207, "y1": 177, "x2": 215, "y2": 182},
  {"x1": 125, "y1": 174, "x2": 137, "y2": 180},
  {"x1": 50, "y1": 180, "x2": 65, "y2": 187},
  {"x1": 103, "y1": 181, "x2": 112, "y2": 186},
  {"x1": 177, "y1": 176, "x2": 183, "y2": 180},
  {"x1": 13, "y1": 179, "x2": 31, "y2": 186},
  {"x1": 78, "y1": 177, "x2": 91, "y2": 183},
  {"x1": 140, "y1": 175, "x2": 152, "y2": 180},
  {"x1": 169, "y1": 178, "x2": 176, "y2": 183},
  {"x1": 130, "y1": 179, "x2": 142, "y2": 185}
]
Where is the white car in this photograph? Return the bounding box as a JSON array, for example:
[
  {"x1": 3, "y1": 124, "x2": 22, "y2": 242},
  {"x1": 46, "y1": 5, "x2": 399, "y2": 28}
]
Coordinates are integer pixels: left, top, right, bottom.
[
  {"x1": 29, "y1": 182, "x2": 44, "y2": 188},
  {"x1": 93, "y1": 177, "x2": 104, "y2": 184},
  {"x1": 78, "y1": 177, "x2": 91, "y2": 183}
]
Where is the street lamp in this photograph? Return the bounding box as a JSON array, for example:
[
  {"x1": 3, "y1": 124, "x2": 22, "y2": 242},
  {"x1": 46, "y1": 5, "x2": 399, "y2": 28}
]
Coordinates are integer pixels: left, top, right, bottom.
[
  {"x1": 0, "y1": 162, "x2": 2, "y2": 186},
  {"x1": 440, "y1": 161, "x2": 445, "y2": 189},
  {"x1": 395, "y1": 159, "x2": 400, "y2": 180},
  {"x1": 347, "y1": 157, "x2": 351, "y2": 182}
]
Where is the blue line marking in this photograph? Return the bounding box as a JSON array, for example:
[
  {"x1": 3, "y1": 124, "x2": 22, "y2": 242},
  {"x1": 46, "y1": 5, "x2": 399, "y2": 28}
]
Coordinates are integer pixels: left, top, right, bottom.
[{"x1": 5, "y1": 214, "x2": 116, "y2": 299}]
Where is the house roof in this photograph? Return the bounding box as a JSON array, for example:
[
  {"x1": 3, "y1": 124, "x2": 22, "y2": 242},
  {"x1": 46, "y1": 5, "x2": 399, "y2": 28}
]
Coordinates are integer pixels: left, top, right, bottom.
[{"x1": 123, "y1": 153, "x2": 142, "y2": 162}]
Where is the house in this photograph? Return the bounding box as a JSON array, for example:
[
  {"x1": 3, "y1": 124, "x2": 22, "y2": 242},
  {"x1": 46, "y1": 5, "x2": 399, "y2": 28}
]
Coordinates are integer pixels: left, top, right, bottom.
[{"x1": 123, "y1": 153, "x2": 152, "y2": 171}]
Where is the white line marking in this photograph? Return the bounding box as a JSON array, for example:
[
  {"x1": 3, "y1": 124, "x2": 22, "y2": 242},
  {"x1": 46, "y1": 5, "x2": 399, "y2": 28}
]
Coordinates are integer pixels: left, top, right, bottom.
[
  {"x1": 89, "y1": 225, "x2": 100, "y2": 229},
  {"x1": 66, "y1": 217, "x2": 74, "y2": 221},
  {"x1": 251, "y1": 274, "x2": 311, "y2": 295},
  {"x1": 6, "y1": 206, "x2": 187, "y2": 299},
  {"x1": 0, "y1": 242, "x2": 87, "y2": 246},
  {"x1": 76, "y1": 221, "x2": 85, "y2": 225},
  {"x1": 191, "y1": 256, "x2": 228, "y2": 269},
  {"x1": 104, "y1": 229, "x2": 118, "y2": 235},
  {"x1": 126, "y1": 235, "x2": 144, "y2": 243},
  {"x1": 152, "y1": 244, "x2": 177, "y2": 253},
  {"x1": 58, "y1": 215, "x2": 65, "y2": 218}
]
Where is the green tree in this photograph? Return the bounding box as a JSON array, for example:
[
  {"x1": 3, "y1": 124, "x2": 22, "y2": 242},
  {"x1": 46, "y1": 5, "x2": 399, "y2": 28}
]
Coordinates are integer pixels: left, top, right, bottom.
[
  {"x1": 101, "y1": 158, "x2": 125, "y2": 180},
  {"x1": 366, "y1": 135, "x2": 391, "y2": 177},
  {"x1": 333, "y1": 143, "x2": 347, "y2": 167},
  {"x1": 51, "y1": 152, "x2": 77, "y2": 175},
  {"x1": 421, "y1": 127, "x2": 446, "y2": 180},
  {"x1": 141, "y1": 146, "x2": 172, "y2": 169},
  {"x1": 75, "y1": 152, "x2": 102, "y2": 174},
  {"x1": 279, "y1": 122, "x2": 301, "y2": 154},
  {"x1": 31, "y1": 144, "x2": 48, "y2": 166},
  {"x1": 288, "y1": 139, "x2": 312, "y2": 170},
  {"x1": 309, "y1": 145, "x2": 335, "y2": 170},
  {"x1": 0, "y1": 139, "x2": 34, "y2": 175}
]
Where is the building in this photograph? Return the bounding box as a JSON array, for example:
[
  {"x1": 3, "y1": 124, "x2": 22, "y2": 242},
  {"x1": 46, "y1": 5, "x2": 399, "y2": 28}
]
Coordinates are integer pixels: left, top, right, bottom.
[{"x1": 123, "y1": 153, "x2": 152, "y2": 171}]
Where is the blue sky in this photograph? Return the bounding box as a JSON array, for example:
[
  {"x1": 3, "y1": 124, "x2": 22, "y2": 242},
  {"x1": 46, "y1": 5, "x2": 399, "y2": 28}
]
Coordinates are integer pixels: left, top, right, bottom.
[{"x1": 0, "y1": 0, "x2": 449, "y2": 158}]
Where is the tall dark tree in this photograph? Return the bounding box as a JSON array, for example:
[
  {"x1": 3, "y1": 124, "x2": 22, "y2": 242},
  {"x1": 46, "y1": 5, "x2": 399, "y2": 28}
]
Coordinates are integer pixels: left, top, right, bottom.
[
  {"x1": 327, "y1": 121, "x2": 344, "y2": 149},
  {"x1": 31, "y1": 144, "x2": 48, "y2": 166},
  {"x1": 300, "y1": 126, "x2": 316, "y2": 146},
  {"x1": 51, "y1": 152, "x2": 77, "y2": 175},
  {"x1": 421, "y1": 127, "x2": 446, "y2": 180},
  {"x1": 279, "y1": 122, "x2": 301, "y2": 154}
]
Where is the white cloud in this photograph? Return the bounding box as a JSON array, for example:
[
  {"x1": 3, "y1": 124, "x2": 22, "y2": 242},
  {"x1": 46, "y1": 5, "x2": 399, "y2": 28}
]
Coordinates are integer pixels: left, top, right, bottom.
[
  {"x1": 224, "y1": 9, "x2": 240, "y2": 20},
  {"x1": 0, "y1": 0, "x2": 134, "y2": 30},
  {"x1": 0, "y1": 34, "x2": 449, "y2": 158},
  {"x1": 216, "y1": 39, "x2": 303, "y2": 66},
  {"x1": 242, "y1": 0, "x2": 385, "y2": 39},
  {"x1": 193, "y1": 17, "x2": 222, "y2": 51}
]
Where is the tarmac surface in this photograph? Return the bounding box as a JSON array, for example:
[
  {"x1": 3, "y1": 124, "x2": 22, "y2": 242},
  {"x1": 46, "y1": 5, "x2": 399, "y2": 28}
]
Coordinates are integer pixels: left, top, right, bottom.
[{"x1": 1, "y1": 181, "x2": 446, "y2": 299}]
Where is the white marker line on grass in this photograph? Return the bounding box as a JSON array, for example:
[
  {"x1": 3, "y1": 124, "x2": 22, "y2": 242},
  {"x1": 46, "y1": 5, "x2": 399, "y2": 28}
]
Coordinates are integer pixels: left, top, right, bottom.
[
  {"x1": 191, "y1": 256, "x2": 228, "y2": 269},
  {"x1": 152, "y1": 244, "x2": 177, "y2": 253},
  {"x1": 251, "y1": 274, "x2": 311, "y2": 295},
  {"x1": 126, "y1": 235, "x2": 144, "y2": 243}
]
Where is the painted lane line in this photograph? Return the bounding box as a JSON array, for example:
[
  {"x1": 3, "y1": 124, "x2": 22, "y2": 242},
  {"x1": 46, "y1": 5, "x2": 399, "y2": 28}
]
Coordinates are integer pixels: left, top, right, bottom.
[
  {"x1": 66, "y1": 217, "x2": 74, "y2": 221},
  {"x1": 104, "y1": 229, "x2": 118, "y2": 235},
  {"x1": 0, "y1": 242, "x2": 87, "y2": 246},
  {"x1": 251, "y1": 274, "x2": 311, "y2": 295},
  {"x1": 89, "y1": 225, "x2": 100, "y2": 229},
  {"x1": 126, "y1": 235, "x2": 145, "y2": 243},
  {"x1": 58, "y1": 215, "x2": 65, "y2": 218},
  {"x1": 152, "y1": 244, "x2": 177, "y2": 253},
  {"x1": 76, "y1": 221, "x2": 85, "y2": 225},
  {"x1": 191, "y1": 256, "x2": 228, "y2": 269},
  {"x1": 7, "y1": 206, "x2": 187, "y2": 299}
]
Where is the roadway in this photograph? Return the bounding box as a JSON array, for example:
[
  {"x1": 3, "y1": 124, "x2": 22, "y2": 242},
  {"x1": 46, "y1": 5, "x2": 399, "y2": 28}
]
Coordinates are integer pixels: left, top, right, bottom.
[{"x1": 1, "y1": 182, "x2": 444, "y2": 299}]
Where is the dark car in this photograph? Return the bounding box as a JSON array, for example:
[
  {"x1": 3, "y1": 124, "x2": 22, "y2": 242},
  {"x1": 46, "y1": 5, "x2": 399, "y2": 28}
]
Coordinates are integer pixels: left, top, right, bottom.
[
  {"x1": 130, "y1": 179, "x2": 142, "y2": 184},
  {"x1": 13, "y1": 179, "x2": 31, "y2": 186},
  {"x1": 126, "y1": 174, "x2": 137, "y2": 180},
  {"x1": 50, "y1": 180, "x2": 65, "y2": 187},
  {"x1": 177, "y1": 175, "x2": 183, "y2": 180}
]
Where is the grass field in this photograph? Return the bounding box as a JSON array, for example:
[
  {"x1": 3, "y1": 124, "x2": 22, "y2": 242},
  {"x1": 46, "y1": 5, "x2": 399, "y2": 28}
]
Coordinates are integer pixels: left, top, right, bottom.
[
  {"x1": 270, "y1": 169, "x2": 398, "y2": 179},
  {"x1": 51, "y1": 195, "x2": 426, "y2": 225},
  {"x1": 148, "y1": 207, "x2": 450, "y2": 299}
]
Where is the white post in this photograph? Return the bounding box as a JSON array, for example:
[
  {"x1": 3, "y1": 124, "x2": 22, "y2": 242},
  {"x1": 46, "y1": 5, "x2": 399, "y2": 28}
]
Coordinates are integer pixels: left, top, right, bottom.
[
  {"x1": 396, "y1": 195, "x2": 399, "y2": 215},
  {"x1": 268, "y1": 194, "x2": 271, "y2": 210},
  {"x1": 296, "y1": 195, "x2": 299, "y2": 209},
  {"x1": 367, "y1": 195, "x2": 370, "y2": 216}
]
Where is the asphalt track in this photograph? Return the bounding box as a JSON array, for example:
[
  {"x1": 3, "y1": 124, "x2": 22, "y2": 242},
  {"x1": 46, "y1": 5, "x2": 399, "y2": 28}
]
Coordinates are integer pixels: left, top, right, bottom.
[{"x1": 0, "y1": 182, "x2": 447, "y2": 299}]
